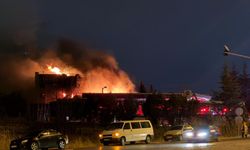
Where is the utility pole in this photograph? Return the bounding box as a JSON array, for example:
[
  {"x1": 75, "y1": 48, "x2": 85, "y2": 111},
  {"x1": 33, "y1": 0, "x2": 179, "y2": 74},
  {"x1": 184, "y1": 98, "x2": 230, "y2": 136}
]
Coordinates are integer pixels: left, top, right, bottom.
[{"x1": 224, "y1": 45, "x2": 250, "y2": 60}]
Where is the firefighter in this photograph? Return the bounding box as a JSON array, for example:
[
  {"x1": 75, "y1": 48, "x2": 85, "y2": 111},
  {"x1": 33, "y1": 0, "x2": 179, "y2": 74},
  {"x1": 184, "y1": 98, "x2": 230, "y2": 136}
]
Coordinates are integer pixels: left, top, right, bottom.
[{"x1": 241, "y1": 120, "x2": 248, "y2": 138}]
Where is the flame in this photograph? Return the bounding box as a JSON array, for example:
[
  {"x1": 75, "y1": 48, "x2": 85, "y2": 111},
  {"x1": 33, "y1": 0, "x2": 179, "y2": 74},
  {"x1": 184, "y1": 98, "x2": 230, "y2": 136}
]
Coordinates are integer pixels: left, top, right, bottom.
[
  {"x1": 48, "y1": 65, "x2": 62, "y2": 74},
  {"x1": 62, "y1": 92, "x2": 66, "y2": 98},
  {"x1": 46, "y1": 64, "x2": 135, "y2": 93},
  {"x1": 41, "y1": 52, "x2": 135, "y2": 94},
  {"x1": 80, "y1": 68, "x2": 135, "y2": 93},
  {"x1": 47, "y1": 65, "x2": 70, "y2": 76}
]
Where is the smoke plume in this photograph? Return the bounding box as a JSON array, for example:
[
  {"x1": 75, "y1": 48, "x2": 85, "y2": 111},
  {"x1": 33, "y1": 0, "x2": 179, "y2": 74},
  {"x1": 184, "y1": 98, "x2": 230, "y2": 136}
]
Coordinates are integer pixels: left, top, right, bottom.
[
  {"x1": 0, "y1": 1, "x2": 135, "y2": 95},
  {"x1": 0, "y1": 39, "x2": 135, "y2": 94}
]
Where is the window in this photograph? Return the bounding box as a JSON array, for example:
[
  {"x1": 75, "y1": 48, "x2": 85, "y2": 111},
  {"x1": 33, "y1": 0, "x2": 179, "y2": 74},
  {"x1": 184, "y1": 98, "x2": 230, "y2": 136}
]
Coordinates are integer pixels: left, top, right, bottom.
[
  {"x1": 141, "y1": 122, "x2": 151, "y2": 128},
  {"x1": 123, "y1": 123, "x2": 131, "y2": 129},
  {"x1": 40, "y1": 131, "x2": 50, "y2": 137},
  {"x1": 131, "y1": 122, "x2": 141, "y2": 129}
]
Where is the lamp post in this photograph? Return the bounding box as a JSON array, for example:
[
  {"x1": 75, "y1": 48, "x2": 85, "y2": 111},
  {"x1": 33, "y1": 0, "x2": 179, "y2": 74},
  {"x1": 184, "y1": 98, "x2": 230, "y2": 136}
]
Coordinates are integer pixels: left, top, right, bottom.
[
  {"x1": 224, "y1": 45, "x2": 250, "y2": 60},
  {"x1": 102, "y1": 86, "x2": 107, "y2": 93}
]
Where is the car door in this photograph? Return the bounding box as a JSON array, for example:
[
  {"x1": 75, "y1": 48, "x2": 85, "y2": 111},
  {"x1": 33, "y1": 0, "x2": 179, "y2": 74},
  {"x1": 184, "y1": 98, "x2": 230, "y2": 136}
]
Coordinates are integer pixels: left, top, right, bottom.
[
  {"x1": 47, "y1": 130, "x2": 58, "y2": 148},
  {"x1": 123, "y1": 123, "x2": 133, "y2": 141},
  {"x1": 131, "y1": 122, "x2": 141, "y2": 141},
  {"x1": 38, "y1": 131, "x2": 50, "y2": 148}
]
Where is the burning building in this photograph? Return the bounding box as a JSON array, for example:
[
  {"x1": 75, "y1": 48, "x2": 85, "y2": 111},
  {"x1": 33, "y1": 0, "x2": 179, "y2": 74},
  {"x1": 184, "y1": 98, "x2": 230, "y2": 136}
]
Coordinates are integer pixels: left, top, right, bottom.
[
  {"x1": 35, "y1": 72, "x2": 81, "y2": 103},
  {"x1": 33, "y1": 72, "x2": 80, "y2": 121}
]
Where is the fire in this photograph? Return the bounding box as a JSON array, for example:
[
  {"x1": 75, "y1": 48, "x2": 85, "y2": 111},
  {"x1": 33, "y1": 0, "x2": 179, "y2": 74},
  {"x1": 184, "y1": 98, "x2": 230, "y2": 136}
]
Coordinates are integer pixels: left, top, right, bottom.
[
  {"x1": 47, "y1": 65, "x2": 70, "y2": 76},
  {"x1": 41, "y1": 50, "x2": 135, "y2": 94},
  {"x1": 80, "y1": 68, "x2": 135, "y2": 93},
  {"x1": 62, "y1": 92, "x2": 67, "y2": 98},
  {"x1": 47, "y1": 65, "x2": 62, "y2": 74},
  {"x1": 45, "y1": 64, "x2": 135, "y2": 93}
]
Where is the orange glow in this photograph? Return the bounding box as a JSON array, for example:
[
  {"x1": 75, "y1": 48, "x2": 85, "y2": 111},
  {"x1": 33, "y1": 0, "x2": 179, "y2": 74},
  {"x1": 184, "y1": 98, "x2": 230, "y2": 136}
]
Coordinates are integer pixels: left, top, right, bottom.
[
  {"x1": 43, "y1": 57, "x2": 135, "y2": 94},
  {"x1": 62, "y1": 92, "x2": 66, "y2": 98},
  {"x1": 79, "y1": 68, "x2": 135, "y2": 93},
  {"x1": 45, "y1": 64, "x2": 135, "y2": 93},
  {"x1": 47, "y1": 65, "x2": 71, "y2": 76}
]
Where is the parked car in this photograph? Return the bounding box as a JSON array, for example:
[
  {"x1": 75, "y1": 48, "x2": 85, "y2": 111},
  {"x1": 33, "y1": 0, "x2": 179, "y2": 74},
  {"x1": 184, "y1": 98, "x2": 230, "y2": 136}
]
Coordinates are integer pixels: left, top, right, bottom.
[
  {"x1": 163, "y1": 124, "x2": 193, "y2": 141},
  {"x1": 99, "y1": 120, "x2": 154, "y2": 146},
  {"x1": 183, "y1": 125, "x2": 220, "y2": 142},
  {"x1": 10, "y1": 129, "x2": 69, "y2": 150}
]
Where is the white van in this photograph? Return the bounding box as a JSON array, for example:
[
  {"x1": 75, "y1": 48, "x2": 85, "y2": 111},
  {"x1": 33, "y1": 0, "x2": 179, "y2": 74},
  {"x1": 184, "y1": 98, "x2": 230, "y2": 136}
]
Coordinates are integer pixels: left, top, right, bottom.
[{"x1": 99, "y1": 120, "x2": 154, "y2": 146}]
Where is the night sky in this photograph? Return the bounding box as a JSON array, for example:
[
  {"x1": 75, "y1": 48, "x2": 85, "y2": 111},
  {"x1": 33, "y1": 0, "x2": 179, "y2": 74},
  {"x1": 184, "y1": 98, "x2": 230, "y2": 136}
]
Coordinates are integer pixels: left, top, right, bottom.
[{"x1": 1, "y1": 0, "x2": 250, "y2": 94}]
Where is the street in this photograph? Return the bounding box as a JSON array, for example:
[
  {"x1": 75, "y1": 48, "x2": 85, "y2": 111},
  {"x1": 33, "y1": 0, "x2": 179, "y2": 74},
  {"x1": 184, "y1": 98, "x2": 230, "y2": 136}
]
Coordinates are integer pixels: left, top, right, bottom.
[{"x1": 74, "y1": 139, "x2": 250, "y2": 150}]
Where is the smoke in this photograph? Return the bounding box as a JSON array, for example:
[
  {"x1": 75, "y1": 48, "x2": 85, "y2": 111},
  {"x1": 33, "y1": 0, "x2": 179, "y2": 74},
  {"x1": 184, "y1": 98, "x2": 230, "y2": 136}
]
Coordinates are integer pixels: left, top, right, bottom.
[
  {"x1": 56, "y1": 39, "x2": 119, "y2": 72},
  {"x1": 0, "y1": 38, "x2": 135, "y2": 94},
  {"x1": 0, "y1": 0, "x2": 39, "y2": 46},
  {"x1": 48, "y1": 39, "x2": 136, "y2": 93},
  {"x1": 0, "y1": 1, "x2": 135, "y2": 94},
  {"x1": 0, "y1": 0, "x2": 39, "y2": 93}
]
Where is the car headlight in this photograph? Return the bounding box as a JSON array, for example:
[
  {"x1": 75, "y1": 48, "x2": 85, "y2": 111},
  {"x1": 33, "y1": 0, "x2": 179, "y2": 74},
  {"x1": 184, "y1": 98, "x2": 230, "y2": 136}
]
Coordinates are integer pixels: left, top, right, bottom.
[
  {"x1": 197, "y1": 132, "x2": 208, "y2": 137},
  {"x1": 184, "y1": 132, "x2": 194, "y2": 137},
  {"x1": 114, "y1": 132, "x2": 120, "y2": 137},
  {"x1": 99, "y1": 134, "x2": 103, "y2": 138},
  {"x1": 21, "y1": 139, "x2": 28, "y2": 144}
]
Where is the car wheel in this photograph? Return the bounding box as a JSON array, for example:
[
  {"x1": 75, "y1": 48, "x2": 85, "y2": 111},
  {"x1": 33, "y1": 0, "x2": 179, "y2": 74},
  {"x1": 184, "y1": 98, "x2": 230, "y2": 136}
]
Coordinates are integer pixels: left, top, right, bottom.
[
  {"x1": 30, "y1": 142, "x2": 39, "y2": 150},
  {"x1": 120, "y1": 137, "x2": 126, "y2": 146},
  {"x1": 103, "y1": 142, "x2": 109, "y2": 146},
  {"x1": 58, "y1": 140, "x2": 66, "y2": 149},
  {"x1": 145, "y1": 135, "x2": 151, "y2": 144}
]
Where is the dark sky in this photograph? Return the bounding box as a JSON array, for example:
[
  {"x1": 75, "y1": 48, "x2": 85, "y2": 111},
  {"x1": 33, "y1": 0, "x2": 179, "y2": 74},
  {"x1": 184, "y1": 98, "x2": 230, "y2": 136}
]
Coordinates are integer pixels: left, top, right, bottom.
[{"x1": 2, "y1": 0, "x2": 250, "y2": 94}]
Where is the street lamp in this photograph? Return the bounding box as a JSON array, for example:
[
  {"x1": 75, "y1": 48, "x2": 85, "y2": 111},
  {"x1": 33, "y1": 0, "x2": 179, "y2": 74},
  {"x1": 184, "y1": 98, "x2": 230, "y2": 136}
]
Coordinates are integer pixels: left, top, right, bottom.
[
  {"x1": 224, "y1": 45, "x2": 250, "y2": 60},
  {"x1": 102, "y1": 86, "x2": 107, "y2": 93}
]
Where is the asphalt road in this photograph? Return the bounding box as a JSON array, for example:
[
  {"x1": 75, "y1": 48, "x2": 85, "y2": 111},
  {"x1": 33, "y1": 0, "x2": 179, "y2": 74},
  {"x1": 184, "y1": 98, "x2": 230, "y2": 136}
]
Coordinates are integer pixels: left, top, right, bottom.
[{"x1": 72, "y1": 139, "x2": 250, "y2": 150}]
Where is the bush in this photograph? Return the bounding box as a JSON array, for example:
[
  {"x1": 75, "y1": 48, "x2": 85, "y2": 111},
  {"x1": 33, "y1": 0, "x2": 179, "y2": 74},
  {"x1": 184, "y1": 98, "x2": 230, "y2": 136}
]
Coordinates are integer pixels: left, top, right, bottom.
[
  {"x1": 153, "y1": 126, "x2": 170, "y2": 142},
  {"x1": 220, "y1": 122, "x2": 239, "y2": 137}
]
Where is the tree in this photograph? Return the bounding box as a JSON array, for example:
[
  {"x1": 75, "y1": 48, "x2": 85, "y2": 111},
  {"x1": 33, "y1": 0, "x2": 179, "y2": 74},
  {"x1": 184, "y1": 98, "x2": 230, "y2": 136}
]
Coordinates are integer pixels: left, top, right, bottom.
[
  {"x1": 138, "y1": 81, "x2": 147, "y2": 93},
  {"x1": 239, "y1": 63, "x2": 250, "y2": 109},
  {"x1": 219, "y1": 64, "x2": 241, "y2": 106},
  {"x1": 143, "y1": 93, "x2": 164, "y2": 125},
  {"x1": 166, "y1": 94, "x2": 187, "y2": 125}
]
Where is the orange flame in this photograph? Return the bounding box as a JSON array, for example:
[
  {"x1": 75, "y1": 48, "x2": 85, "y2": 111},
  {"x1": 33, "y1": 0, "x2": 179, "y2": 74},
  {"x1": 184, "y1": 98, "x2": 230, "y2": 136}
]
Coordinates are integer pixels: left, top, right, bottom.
[
  {"x1": 44, "y1": 58, "x2": 135, "y2": 93},
  {"x1": 47, "y1": 65, "x2": 62, "y2": 74},
  {"x1": 62, "y1": 92, "x2": 67, "y2": 98},
  {"x1": 47, "y1": 65, "x2": 70, "y2": 76},
  {"x1": 80, "y1": 68, "x2": 135, "y2": 93}
]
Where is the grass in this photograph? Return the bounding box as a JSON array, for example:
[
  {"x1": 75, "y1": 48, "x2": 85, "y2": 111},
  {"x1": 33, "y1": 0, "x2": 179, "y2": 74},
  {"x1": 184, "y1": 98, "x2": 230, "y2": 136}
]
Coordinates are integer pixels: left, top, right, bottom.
[
  {"x1": 67, "y1": 137, "x2": 97, "y2": 149},
  {"x1": 0, "y1": 118, "x2": 240, "y2": 150},
  {"x1": 0, "y1": 129, "x2": 13, "y2": 150}
]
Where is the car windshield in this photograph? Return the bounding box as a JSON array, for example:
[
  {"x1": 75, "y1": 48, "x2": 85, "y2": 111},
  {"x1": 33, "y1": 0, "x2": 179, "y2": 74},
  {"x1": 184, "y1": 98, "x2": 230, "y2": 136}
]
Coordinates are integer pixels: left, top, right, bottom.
[
  {"x1": 194, "y1": 125, "x2": 210, "y2": 130},
  {"x1": 170, "y1": 125, "x2": 183, "y2": 130},
  {"x1": 106, "y1": 122, "x2": 124, "y2": 130}
]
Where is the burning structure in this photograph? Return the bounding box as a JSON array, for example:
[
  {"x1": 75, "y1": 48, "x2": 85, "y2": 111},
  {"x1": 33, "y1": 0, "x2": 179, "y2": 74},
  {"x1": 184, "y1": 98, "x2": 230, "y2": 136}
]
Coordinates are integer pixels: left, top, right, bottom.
[
  {"x1": 35, "y1": 72, "x2": 81, "y2": 103},
  {"x1": 33, "y1": 71, "x2": 80, "y2": 121}
]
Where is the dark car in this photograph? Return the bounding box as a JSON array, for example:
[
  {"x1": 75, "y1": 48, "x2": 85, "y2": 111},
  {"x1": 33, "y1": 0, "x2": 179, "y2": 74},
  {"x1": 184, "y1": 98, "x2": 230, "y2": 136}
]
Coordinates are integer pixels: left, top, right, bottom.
[
  {"x1": 183, "y1": 125, "x2": 220, "y2": 142},
  {"x1": 10, "y1": 129, "x2": 68, "y2": 150}
]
